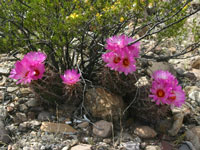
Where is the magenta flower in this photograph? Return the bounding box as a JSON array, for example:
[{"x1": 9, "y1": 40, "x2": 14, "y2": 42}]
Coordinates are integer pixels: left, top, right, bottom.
[
  {"x1": 117, "y1": 50, "x2": 136, "y2": 75},
  {"x1": 150, "y1": 70, "x2": 185, "y2": 107},
  {"x1": 166, "y1": 85, "x2": 185, "y2": 107},
  {"x1": 9, "y1": 59, "x2": 32, "y2": 84},
  {"x1": 149, "y1": 80, "x2": 172, "y2": 105},
  {"x1": 61, "y1": 69, "x2": 81, "y2": 85},
  {"x1": 9, "y1": 51, "x2": 46, "y2": 84},
  {"x1": 102, "y1": 35, "x2": 140, "y2": 75},
  {"x1": 103, "y1": 51, "x2": 122, "y2": 71},
  {"x1": 23, "y1": 51, "x2": 47, "y2": 64}
]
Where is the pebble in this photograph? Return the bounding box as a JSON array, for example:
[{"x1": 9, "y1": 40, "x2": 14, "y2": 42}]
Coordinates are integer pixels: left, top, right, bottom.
[
  {"x1": 0, "y1": 106, "x2": 7, "y2": 119},
  {"x1": 7, "y1": 87, "x2": 19, "y2": 92},
  {"x1": 93, "y1": 120, "x2": 113, "y2": 138},
  {"x1": 0, "y1": 120, "x2": 10, "y2": 144},
  {"x1": 145, "y1": 145, "x2": 161, "y2": 150},
  {"x1": 37, "y1": 111, "x2": 51, "y2": 121},
  {"x1": 134, "y1": 126, "x2": 157, "y2": 139},
  {"x1": 25, "y1": 98, "x2": 39, "y2": 107},
  {"x1": 71, "y1": 144, "x2": 92, "y2": 150}
]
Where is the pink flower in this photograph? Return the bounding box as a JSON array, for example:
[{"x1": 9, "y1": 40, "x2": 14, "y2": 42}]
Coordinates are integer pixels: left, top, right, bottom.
[
  {"x1": 9, "y1": 51, "x2": 46, "y2": 84},
  {"x1": 150, "y1": 70, "x2": 185, "y2": 107},
  {"x1": 23, "y1": 51, "x2": 47, "y2": 64},
  {"x1": 102, "y1": 35, "x2": 140, "y2": 75},
  {"x1": 149, "y1": 80, "x2": 172, "y2": 105},
  {"x1": 61, "y1": 69, "x2": 81, "y2": 85},
  {"x1": 117, "y1": 50, "x2": 136, "y2": 75},
  {"x1": 9, "y1": 59, "x2": 32, "y2": 84},
  {"x1": 166, "y1": 85, "x2": 185, "y2": 107},
  {"x1": 104, "y1": 51, "x2": 122, "y2": 71}
]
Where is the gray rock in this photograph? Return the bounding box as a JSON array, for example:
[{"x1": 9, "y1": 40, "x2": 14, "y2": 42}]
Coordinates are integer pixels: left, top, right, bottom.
[
  {"x1": 189, "y1": 90, "x2": 200, "y2": 106},
  {"x1": 0, "y1": 67, "x2": 10, "y2": 75},
  {"x1": 185, "y1": 126, "x2": 200, "y2": 149},
  {"x1": 19, "y1": 104, "x2": 28, "y2": 112},
  {"x1": 179, "y1": 141, "x2": 196, "y2": 150},
  {"x1": 0, "y1": 106, "x2": 7, "y2": 119},
  {"x1": 25, "y1": 98, "x2": 39, "y2": 107},
  {"x1": 14, "y1": 112, "x2": 27, "y2": 123},
  {"x1": 62, "y1": 146, "x2": 70, "y2": 150},
  {"x1": 168, "y1": 112, "x2": 184, "y2": 136},
  {"x1": 93, "y1": 120, "x2": 113, "y2": 138},
  {"x1": 7, "y1": 87, "x2": 19, "y2": 92},
  {"x1": 37, "y1": 111, "x2": 51, "y2": 121},
  {"x1": 122, "y1": 141, "x2": 140, "y2": 150},
  {"x1": 0, "y1": 120, "x2": 10, "y2": 144},
  {"x1": 145, "y1": 145, "x2": 161, "y2": 150}
]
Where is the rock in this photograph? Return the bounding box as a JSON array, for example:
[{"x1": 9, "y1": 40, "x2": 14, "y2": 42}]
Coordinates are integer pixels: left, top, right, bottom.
[
  {"x1": 176, "y1": 68, "x2": 185, "y2": 76},
  {"x1": 14, "y1": 112, "x2": 27, "y2": 123},
  {"x1": 37, "y1": 111, "x2": 51, "y2": 121},
  {"x1": 25, "y1": 98, "x2": 39, "y2": 107},
  {"x1": 122, "y1": 141, "x2": 140, "y2": 150},
  {"x1": 191, "y1": 57, "x2": 200, "y2": 69},
  {"x1": 147, "y1": 61, "x2": 176, "y2": 76},
  {"x1": 40, "y1": 122, "x2": 77, "y2": 134},
  {"x1": 134, "y1": 126, "x2": 157, "y2": 139},
  {"x1": 191, "y1": 68, "x2": 200, "y2": 80},
  {"x1": 145, "y1": 145, "x2": 161, "y2": 150},
  {"x1": 179, "y1": 141, "x2": 196, "y2": 150},
  {"x1": 0, "y1": 120, "x2": 10, "y2": 144},
  {"x1": 156, "y1": 118, "x2": 173, "y2": 134},
  {"x1": 135, "y1": 76, "x2": 149, "y2": 87},
  {"x1": 62, "y1": 146, "x2": 70, "y2": 150},
  {"x1": 0, "y1": 91, "x2": 4, "y2": 101},
  {"x1": 0, "y1": 75, "x2": 6, "y2": 86},
  {"x1": 27, "y1": 112, "x2": 36, "y2": 120},
  {"x1": 19, "y1": 104, "x2": 28, "y2": 112},
  {"x1": 185, "y1": 126, "x2": 200, "y2": 150},
  {"x1": 85, "y1": 87, "x2": 124, "y2": 121},
  {"x1": 71, "y1": 144, "x2": 92, "y2": 150},
  {"x1": 184, "y1": 72, "x2": 197, "y2": 81},
  {"x1": 7, "y1": 87, "x2": 19, "y2": 92},
  {"x1": 77, "y1": 122, "x2": 89, "y2": 128},
  {"x1": 168, "y1": 112, "x2": 184, "y2": 136},
  {"x1": 93, "y1": 120, "x2": 113, "y2": 138},
  {"x1": 188, "y1": 89, "x2": 200, "y2": 106},
  {"x1": 0, "y1": 106, "x2": 7, "y2": 119},
  {"x1": 20, "y1": 87, "x2": 31, "y2": 95},
  {"x1": 0, "y1": 67, "x2": 10, "y2": 75}
]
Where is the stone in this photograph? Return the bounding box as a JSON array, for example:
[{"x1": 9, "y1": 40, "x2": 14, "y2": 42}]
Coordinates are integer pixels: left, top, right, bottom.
[
  {"x1": 7, "y1": 87, "x2": 19, "y2": 92},
  {"x1": 156, "y1": 118, "x2": 173, "y2": 134},
  {"x1": 134, "y1": 126, "x2": 157, "y2": 139},
  {"x1": 93, "y1": 120, "x2": 113, "y2": 138},
  {"x1": 0, "y1": 67, "x2": 9, "y2": 75},
  {"x1": 145, "y1": 145, "x2": 161, "y2": 150},
  {"x1": 77, "y1": 122, "x2": 89, "y2": 128},
  {"x1": 27, "y1": 112, "x2": 36, "y2": 120},
  {"x1": 191, "y1": 57, "x2": 200, "y2": 69},
  {"x1": 168, "y1": 112, "x2": 184, "y2": 136},
  {"x1": 85, "y1": 88, "x2": 124, "y2": 121},
  {"x1": 20, "y1": 87, "x2": 31, "y2": 95},
  {"x1": 122, "y1": 141, "x2": 140, "y2": 150},
  {"x1": 37, "y1": 111, "x2": 51, "y2": 121},
  {"x1": 185, "y1": 127, "x2": 200, "y2": 150},
  {"x1": 191, "y1": 68, "x2": 200, "y2": 80},
  {"x1": 25, "y1": 98, "x2": 39, "y2": 107},
  {"x1": 147, "y1": 61, "x2": 176, "y2": 76},
  {"x1": 62, "y1": 146, "x2": 70, "y2": 150},
  {"x1": 179, "y1": 141, "x2": 196, "y2": 150},
  {"x1": 14, "y1": 112, "x2": 27, "y2": 123},
  {"x1": 19, "y1": 104, "x2": 28, "y2": 112},
  {"x1": 0, "y1": 75, "x2": 6, "y2": 86},
  {"x1": 40, "y1": 122, "x2": 77, "y2": 134},
  {"x1": 0, "y1": 106, "x2": 7, "y2": 119},
  {"x1": 71, "y1": 144, "x2": 92, "y2": 150},
  {"x1": 188, "y1": 89, "x2": 200, "y2": 106},
  {"x1": 0, "y1": 120, "x2": 10, "y2": 144},
  {"x1": 184, "y1": 72, "x2": 197, "y2": 81},
  {"x1": 0, "y1": 91, "x2": 4, "y2": 101}
]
